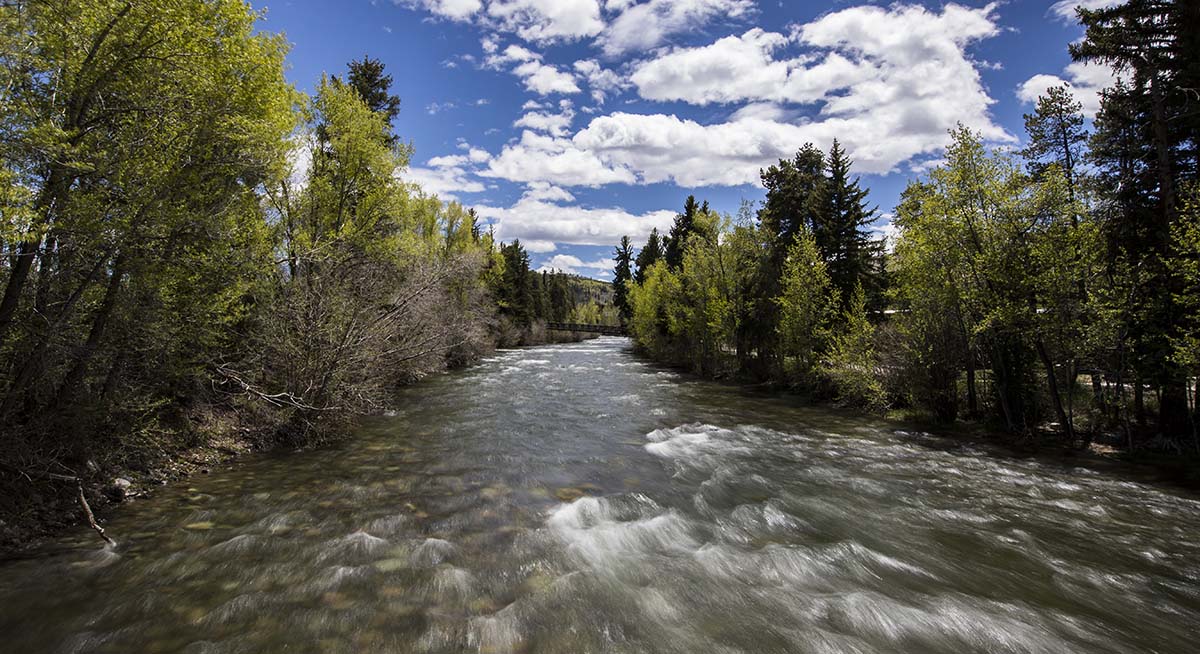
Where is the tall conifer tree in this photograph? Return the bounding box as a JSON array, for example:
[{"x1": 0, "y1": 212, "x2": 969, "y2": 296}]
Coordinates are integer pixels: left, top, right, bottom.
[{"x1": 613, "y1": 236, "x2": 635, "y2": 322}]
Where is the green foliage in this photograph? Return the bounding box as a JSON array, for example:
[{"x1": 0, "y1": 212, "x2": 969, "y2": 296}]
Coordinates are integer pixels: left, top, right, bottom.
[
  {"x1": 824, "y1": 140, "x2": 885, "y2": 311},
  {"x1": 345, "y1": 56, "x2": 401, "y2": 140},
  {"x1": 488, "y1": 239, "x2": 600, "y2": 344},
  {"x1": 633, "y1": 228, "x2": 663, "y2": 285},
  {"x1": 612, "y1": 235, "x2": 634, "y2": 323},
  {"x1": 0, "y1": 5, "x2": 502, "y2": 471},
  {"x1": 664, "y1": 196, "x2": 705, "y2": 271},
  {"x1": 0, "y1": 0, "x2": 298, "y2": 429},
  {"x1": 824, "y1": 285, "x2": 885, "y2": 410},
  {"x1": 777, "y1": 228, "x2": 837, "y2": 386},
  {"x1": 675, "y1": 210, "x2": 738, "y2": 375},
  {"x1": 618, "y1": 81, "x2": 1194, "y2": 448},
  {"x1": 1171, "y1": 185, "x2": 1200, "y2": 375},
  {"x1": 628, "y1": 260, "x2": 681, "y2": 360}
]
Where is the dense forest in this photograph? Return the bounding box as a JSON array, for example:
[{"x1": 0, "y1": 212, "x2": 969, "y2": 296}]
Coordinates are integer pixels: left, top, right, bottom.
[
  {"x1": 613, "y1": 1, "x2": 1200, "y2": 454},
  {"x1": 0, "y1": 0, "x2": 614, "y2": 540}
]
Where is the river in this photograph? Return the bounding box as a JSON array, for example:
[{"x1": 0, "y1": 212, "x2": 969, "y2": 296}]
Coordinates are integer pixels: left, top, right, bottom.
[{"x1": 1, "y1": 337, "x2": 1198, "y2": 653}]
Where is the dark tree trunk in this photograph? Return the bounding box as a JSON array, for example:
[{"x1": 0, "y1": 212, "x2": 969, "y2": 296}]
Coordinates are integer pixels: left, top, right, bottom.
[
  {"x1": 966, "y1": 361, "x2": 978, "y2": 417},
  {"x1": 0, "y1": 164, "x2": 72, "y2": 352},
  {"x1": 1036, "y1": 337, "x2": 1075, "y2": 442},
  {"x1": 1159, "y1": 380, "x2": 1189, "y2": 437},
  {"x1": 0, "y1": 239, "x2": 41, "y2": 351},
  {"x1": 55, "y1": 254, "x2": 127, "y2": 408},
  {"x1": 1134, "y1": 377, "x2": 1146, "y2": 427}
]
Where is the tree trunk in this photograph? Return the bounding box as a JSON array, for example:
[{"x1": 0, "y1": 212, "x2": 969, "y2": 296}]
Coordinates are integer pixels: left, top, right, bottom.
[
  {"x1": 1147, "y1": 72, "x2": 1177, "y2": 229},
  {"x1": 100, "y1": 346, "x2": 127, "y2": 401},
  {"x1": 1134, "y1": 376, "x2": 1146, "y2": 428},
  {"x1": 966, "y1": 359, "x2": 978, "y2": 417},
  {"x1": 34, "y1": 233, "x2": 57, "y2": 318},
  {"x1": 0, "y1": 255, "x2": 108, "y2": 417},
  {"x1": 1159, "y1": 380, "x2": 1189, "y2": 437},
  {"x1": 1092, "y1": 372, "x2": 1106, "y2": 416},
  {"x1": 0, "y1": 166, "x2": 71, "y2": 351},
  {"x1": 55, "y1": 254, "x2": 127, "y2": 408},
  {"x1": 0, "y1": 238, "x2": 41, "y2": 350},
  {"x1": 1036, "y1": 337, "x2": 1075, "y2": 442}
]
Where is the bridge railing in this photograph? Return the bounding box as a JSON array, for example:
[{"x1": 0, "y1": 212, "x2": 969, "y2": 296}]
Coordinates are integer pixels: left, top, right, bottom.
[{"x1": 544, "y1": 322, "x2": 628, "y2": 335}]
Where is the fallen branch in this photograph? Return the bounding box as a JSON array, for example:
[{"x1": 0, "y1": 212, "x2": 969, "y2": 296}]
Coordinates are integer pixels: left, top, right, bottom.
[
  {"x1": 77, "y1": 483, "x2": 115, "y2": 547},
  {"x1": 213, "y1": 364, "x2": 341, "y2": 412}
]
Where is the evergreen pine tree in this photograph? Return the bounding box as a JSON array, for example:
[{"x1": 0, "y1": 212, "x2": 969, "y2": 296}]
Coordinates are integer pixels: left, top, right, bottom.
[
  {"x1": 823, "y1": 140, "x2": 883, "y2": 310},
  {"x1": 1021, "y1": 85, "x2": 1088, "y2": 204},
  {"x1": 634, "y1": 229, "x2": 663, "y2": 285},
  {"x1": 346, "y1": 56, "x2": 401, "y2": 142},
  {"x1": 1073, "y1": 0, "x2": 1200, "y2": 435},
  {"x1": 664, "y1": 196, "x2": 701, "y2": 270},
  {"x1": 613, "y1": 236, "x2": 635, "y2": 323}
]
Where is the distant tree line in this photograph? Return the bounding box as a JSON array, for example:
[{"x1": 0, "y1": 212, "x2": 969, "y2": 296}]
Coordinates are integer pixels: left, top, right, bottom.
[
  {"x1": 492, "y1": 239, "x2": 618, "y2": 344},
  {"x1": 613, "y1": 1, "x2": 1200, "y2": 451}
]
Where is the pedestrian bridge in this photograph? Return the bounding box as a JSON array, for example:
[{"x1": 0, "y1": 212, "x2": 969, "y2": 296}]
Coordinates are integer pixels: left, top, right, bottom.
[{"x1": 545, "y1": 322, "x2": 628, "y2": 336}]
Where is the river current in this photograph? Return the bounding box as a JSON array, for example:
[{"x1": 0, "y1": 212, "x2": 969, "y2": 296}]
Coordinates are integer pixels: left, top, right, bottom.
[{"x1": 1, "y1": 337, "x2": 1198, "y2": 653}]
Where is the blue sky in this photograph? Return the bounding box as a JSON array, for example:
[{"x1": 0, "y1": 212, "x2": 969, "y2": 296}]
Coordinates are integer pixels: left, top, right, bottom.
[{"x1": 255, "y1": 0, "x2": 1116, "y2": 278}]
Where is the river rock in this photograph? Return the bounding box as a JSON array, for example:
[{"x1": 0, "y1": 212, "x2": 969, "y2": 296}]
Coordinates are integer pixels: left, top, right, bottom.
[
  {"x1": 105, "y1": 478, "x2": 133, "y2": 502},
  {"x1": 555, "y1": 487, "x2": 584, "y2": 502}
]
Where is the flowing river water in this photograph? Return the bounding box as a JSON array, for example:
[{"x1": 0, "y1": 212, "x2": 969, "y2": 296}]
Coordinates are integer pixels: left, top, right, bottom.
[{"x1": 2, "y1": 337, "x2": 1199, "y2": 653}]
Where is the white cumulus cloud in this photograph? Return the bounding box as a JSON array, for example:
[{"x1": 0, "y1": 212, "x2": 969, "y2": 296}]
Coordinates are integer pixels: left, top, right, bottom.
[
  {"x1": 476, "y1": 197, "x2": 676, "y2": 247},
  {"x1": 394, "y1": 0, "x2": 484, "y2": 21},
  {"x1": 479, "y1": 3, "x2": 1013, "y2": 187},
  {"x1": 401, "y1": 155, "x2": 488, "y2": 200},
  {"x1": 574, "y1": 59, "x2": 628, "y2": 104},
  {"x1": 1048, "y1": 0, "x2": 1122, "y2": 22},
  {"x1": 485, "y1": 44, "x2": 580, "y2": 95},
  {"x1": 487, "y1": 0, "x2": 605, "y2": 43},
  {"x1": 1017, "y1": 61, "x2": 1118, "y2": 117},
  {"x1": 482, "y1": 130, "x2": 636, "y2": 187},
  {"x1": 514, "y1": 100, "x2": 576, "y2": 137},
  {"x1": 598, "y1": 0, "x2": 755, "y2": 57},
  {"x1": 538, "y1": 254, "x2": 617, "y2": 275}
]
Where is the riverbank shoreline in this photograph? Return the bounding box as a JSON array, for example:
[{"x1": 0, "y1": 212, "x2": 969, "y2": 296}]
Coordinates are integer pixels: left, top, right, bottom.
[
  {"x1": 629, "y1": 347, "x2": 1200, "y2": 494},
  {"x1": 0, "y1": 331, "x2": 602, "y2": 559}
]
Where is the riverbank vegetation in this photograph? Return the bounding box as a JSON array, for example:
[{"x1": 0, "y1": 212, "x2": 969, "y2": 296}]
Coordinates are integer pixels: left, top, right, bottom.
[
  {"x1": 613, "y1": 1, "x2": 1200, "y2": 457},
  {"x1": 0, "y1": 0, "x2": 609, "y2": 545}
]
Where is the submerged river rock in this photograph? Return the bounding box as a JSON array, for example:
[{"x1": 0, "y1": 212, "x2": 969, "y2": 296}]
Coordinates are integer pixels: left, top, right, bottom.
[{"x1": 1, "y1": 337, "x2": 1198, "y2": 653}]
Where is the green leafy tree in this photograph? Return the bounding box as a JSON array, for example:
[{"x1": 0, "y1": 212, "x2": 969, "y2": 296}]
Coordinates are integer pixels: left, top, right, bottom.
[
  {"x1": 891, "y1": 182, "x2": 968, "y2": 421},
  {"x1": 629, "y1": 260, "x2": 682, "y2": 359},
  {"x1": 759, "y1": 145, "x2": 826, "y2": 247},
  {"x1": 777, "y1": 227, "x2": 837, "y2": 387},
  {"x1": 497, "y1": 240, "x2": 535, "y2": 326},
  {"x1": 824, "y1": 285, "x2": 885, "y2": 410},
  {"x1": 1022, "y1": 86, "x2": 1088, "y2": 204},
  {"x1": 674, "y1": 209, "x2": 736, "y2": 375},
  {"x1": 0, "y1": 0, "x2": 296, "y2": 420}
]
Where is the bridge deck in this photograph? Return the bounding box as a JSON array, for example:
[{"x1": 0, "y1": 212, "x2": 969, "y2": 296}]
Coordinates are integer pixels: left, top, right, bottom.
[{"x1": 545, "y1": 322, "x2": 628, "y2": 336}]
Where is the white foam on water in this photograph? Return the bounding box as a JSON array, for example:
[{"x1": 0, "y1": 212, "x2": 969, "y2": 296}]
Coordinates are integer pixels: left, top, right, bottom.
[
  {"x1": 547, "y1": 494, "x2": 700, "y2": 570},
  {"x1": 430, "y1": 565, "x2": 475, "y2": 601},
  {"x1": 467, "y1": 607, "x2": 523, "y2": 653},
  {"x1": 825, "y1": 591, "x2": 1088, "y2": 654},
  {"x1": 411, "y1": 537, "x2": 457, "y2": 567},
  {"x1": 209, "y1": 534, "x2": 260, "y2": 555},
  {"x1": 644, "y1": 424, "x2": 738, "y2": 459}
]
